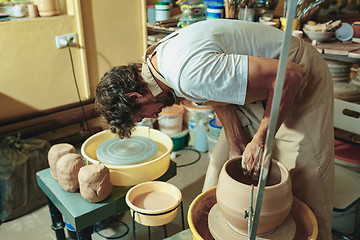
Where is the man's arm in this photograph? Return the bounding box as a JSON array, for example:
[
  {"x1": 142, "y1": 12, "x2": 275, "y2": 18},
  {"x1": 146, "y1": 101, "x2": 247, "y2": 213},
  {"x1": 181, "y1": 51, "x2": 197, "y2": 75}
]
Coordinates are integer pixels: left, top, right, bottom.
[
  {"x1": 213, "y1": 104, "x2": 250, "y2": 159},
  {"x1": 242, "y1": 56, "x2": 303, "y2": 175}
]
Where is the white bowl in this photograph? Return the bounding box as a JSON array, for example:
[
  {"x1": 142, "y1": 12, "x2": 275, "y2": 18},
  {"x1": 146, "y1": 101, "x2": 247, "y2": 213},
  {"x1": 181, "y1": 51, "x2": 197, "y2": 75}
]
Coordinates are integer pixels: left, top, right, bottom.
[{"x1": 303, "y1": 28, "x2": 334, "y2": 42}]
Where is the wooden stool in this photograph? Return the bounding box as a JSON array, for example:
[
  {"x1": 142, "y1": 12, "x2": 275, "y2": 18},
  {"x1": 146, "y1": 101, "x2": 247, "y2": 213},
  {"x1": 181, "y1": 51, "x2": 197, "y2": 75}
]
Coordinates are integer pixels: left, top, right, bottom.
[{"x1": 36, "y1": 161, "x2": 177, "y2": 240}]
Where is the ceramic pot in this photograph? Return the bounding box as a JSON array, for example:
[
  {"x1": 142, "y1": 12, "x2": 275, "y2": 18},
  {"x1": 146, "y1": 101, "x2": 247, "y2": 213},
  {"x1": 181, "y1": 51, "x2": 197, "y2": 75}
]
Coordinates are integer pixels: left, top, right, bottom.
[
  {"x1": 216, "y1": 157, "x2": 293, "y2": 236},
  {"x1": 33, "y1": 0, "x2": 60, "y2": 17}
]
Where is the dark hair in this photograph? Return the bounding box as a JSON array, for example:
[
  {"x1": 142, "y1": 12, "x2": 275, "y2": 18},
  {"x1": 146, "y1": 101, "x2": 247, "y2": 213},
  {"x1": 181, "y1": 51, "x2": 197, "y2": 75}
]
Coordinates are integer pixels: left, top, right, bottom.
[{"x1": 95, "y1": 63, "x2": 146, "y2": 138}]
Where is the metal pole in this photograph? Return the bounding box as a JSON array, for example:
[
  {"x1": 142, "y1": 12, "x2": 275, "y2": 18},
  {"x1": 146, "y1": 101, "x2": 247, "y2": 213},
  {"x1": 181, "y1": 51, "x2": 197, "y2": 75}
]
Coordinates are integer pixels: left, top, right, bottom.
[{"x1": 249, "y1": 0, "x2": 298, "y2": 238}]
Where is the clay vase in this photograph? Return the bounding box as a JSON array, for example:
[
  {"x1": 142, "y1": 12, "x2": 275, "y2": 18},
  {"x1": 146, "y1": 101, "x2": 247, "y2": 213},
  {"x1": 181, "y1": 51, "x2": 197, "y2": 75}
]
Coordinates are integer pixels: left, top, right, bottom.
[{"x1": 216, "y1": 157, "x2": 293, "y2": 236}]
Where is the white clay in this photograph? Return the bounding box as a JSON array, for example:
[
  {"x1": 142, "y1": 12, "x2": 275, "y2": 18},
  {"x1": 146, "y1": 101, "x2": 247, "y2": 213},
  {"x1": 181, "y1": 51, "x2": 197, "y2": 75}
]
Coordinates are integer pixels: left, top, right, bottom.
[
  {"x1": 78, "y1": 165, "x2": 113, "y2": 203},
  {"x1": 56, "y1": 153, "x2": 85, "y2": 192},
  {"x1": 48, "y1": 143, "x2": 76, "y2": 179}
]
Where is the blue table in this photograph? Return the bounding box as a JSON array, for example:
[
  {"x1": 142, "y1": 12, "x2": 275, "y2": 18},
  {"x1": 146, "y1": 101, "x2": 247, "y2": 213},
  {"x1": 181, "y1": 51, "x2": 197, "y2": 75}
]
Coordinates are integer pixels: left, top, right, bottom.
[{"x1": 36, "y1": 161, "x2": 177, "y2": 240}]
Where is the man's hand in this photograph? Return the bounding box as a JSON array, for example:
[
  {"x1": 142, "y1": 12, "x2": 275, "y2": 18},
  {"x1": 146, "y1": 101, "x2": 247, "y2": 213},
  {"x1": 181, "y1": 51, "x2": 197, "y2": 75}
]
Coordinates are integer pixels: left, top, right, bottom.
[{"x1": 242, "y1": 139, "x2": 264, "y2": 179}]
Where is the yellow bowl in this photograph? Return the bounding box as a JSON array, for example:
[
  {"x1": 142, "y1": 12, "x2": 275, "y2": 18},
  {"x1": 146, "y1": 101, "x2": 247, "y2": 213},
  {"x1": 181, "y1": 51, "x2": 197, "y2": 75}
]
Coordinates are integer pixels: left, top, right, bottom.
[
  {"x1": 126, "y1": 181, "x2": 182, "y2": 226},
  {"x1": 81, "y1": 126, "x2": 173, "y2": 186},
  {"x1": 188, "y1": 187, "x2": 318, "y2": 240},
  {"x1": 188, "y1": 187, "x2": 217, "y2": 240}
]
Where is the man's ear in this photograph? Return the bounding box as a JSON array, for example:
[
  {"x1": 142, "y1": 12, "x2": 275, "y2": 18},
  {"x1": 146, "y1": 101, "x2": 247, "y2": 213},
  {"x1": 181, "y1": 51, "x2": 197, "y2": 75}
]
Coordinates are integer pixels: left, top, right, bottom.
[{"x1": 125, "y1": 92, "x2": 144, "y2": 104}]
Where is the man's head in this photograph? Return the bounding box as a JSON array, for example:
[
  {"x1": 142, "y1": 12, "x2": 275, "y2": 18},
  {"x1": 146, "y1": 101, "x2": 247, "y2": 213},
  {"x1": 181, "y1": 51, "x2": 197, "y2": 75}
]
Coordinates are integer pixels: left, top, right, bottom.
[{"x1": 95, "y1": 64, "x2": 176, "y2": 138}]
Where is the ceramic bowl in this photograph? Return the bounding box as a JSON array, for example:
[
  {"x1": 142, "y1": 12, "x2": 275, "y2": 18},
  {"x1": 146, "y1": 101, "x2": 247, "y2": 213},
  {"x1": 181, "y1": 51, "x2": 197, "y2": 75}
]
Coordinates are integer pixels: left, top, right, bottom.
[
  {"x1": 292, "y1": 30, "x2": 303, "y2": 38},
  {"x1": 216, "y1": 157, "x2": 293, "y2": 236},
  {"x1": 81, "y1": 126, "x2": 173, "y2": 186},
  {"x1": 303, "y1": 28, "x2": 334, "y2": 42},
  {"x1": 125, "y1": 181, "x2": 182, "y2": 226}
]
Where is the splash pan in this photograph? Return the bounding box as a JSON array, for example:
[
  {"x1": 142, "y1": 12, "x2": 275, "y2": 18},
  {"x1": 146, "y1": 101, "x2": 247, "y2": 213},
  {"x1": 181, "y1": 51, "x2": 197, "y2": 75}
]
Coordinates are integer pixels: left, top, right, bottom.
[
  {"x1": 81, "y1": 126, "x2": 173, "y2": 186},
  {"x1": 96, "y1": 136, "x2": 158, "y2": 165}
]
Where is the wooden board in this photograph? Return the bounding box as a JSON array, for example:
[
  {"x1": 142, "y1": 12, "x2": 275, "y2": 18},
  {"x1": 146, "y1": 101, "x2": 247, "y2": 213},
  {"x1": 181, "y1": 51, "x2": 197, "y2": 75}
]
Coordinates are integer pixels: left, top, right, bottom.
[
  {"x1": 315, "y1": 41, "x2": 360, "y2": 56},
  {"x1": 348, "y1": 48, "x2": 360, "y2": 59}
]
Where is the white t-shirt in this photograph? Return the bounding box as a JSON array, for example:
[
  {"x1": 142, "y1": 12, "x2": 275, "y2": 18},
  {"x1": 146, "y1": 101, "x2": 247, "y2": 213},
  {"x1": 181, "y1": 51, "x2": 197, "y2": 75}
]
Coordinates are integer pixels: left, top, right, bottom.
[{"x1": 155, "y1": 19, "x2": 285, "y2": 105}]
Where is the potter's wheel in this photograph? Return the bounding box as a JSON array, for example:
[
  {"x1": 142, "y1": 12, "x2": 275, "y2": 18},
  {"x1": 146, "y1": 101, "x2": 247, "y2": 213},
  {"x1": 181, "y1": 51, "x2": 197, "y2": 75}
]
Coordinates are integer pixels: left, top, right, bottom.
[
  {"x1": 208, "y1": 203, "x2": 296, "y2": 240},
  {"x1": 96, "y1": 136, "x2": 158, "y2": 165}
]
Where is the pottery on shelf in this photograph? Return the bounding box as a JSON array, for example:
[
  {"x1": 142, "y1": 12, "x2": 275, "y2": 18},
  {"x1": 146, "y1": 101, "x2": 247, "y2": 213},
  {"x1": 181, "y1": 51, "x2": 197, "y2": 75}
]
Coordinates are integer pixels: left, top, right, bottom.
[{"x1": 216, "y1": 157, "x2": 293, "y2": 236}]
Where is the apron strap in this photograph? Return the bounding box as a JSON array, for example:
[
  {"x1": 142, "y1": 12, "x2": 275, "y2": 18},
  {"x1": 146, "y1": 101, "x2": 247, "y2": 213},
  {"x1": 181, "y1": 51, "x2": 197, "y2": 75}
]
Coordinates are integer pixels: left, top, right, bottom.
[{"x1": 141, "y1": 32, "x2": 178, "y2": 96}]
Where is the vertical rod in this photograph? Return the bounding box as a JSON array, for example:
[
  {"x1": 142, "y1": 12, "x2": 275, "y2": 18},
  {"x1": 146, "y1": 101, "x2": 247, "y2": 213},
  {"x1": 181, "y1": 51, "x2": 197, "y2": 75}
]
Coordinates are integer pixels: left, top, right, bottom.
[
  {"x1": 247, "y1": 185, "x2": 254, "y2": 239},
  {"x1": 163, "y1": 225, "x2": 168, "y2": 238},
  {"x1": 148, "y1": 226, "x2": 151, "y2": 240},
  {"x1": 249, "y1": 0, "x2": 298, "y2": 239},
  {"x1": 180, "y1": 202, "x2": 185, "y2": 230},
  {"x1": 132, "y1": 211, "x2": 136, "y2": 240}
]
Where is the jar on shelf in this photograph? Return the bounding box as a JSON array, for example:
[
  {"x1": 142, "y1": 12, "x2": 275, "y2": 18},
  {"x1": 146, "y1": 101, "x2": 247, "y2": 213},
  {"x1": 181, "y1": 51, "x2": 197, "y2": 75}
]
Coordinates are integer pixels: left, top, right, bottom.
[{"x1": 155, "y1": 2, "x2": 170, "y2": 22}]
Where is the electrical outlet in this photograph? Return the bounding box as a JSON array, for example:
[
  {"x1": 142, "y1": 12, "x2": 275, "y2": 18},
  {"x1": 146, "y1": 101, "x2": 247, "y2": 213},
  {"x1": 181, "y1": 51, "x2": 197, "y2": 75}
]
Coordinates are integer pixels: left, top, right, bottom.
[{"x1": 55, "y1": 33, "x2": 78, "y2": 49}]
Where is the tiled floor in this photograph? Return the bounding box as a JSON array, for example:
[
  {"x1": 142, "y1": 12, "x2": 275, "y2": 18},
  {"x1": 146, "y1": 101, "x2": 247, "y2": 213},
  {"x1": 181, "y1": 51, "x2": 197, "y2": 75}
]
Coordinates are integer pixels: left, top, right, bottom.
[{"x1": 0, "y1": 148, "x2": 352, "y2": 240}]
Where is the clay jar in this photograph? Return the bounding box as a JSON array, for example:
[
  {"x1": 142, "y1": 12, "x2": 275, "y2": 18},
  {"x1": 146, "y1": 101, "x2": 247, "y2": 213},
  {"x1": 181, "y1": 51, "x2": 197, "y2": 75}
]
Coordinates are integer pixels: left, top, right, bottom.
[
  {"x1": 78, "y1": 165, "x2": 113, "y2": 203},
  {"x1": 48, "y1": 143, "x2": 76, "y2": 179},
  {"x1": 216, "y1": 157, "x2": 293, "y2": 236},
  {"x1": 56, "y1": 153, "x2": 85, "y2": 192}
]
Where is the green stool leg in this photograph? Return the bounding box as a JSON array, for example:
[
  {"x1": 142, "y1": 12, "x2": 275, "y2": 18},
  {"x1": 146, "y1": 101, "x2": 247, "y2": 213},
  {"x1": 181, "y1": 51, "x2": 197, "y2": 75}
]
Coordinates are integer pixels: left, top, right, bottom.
[{"x1": 47, "y1": 198, "x2": 66, "y2": 240}]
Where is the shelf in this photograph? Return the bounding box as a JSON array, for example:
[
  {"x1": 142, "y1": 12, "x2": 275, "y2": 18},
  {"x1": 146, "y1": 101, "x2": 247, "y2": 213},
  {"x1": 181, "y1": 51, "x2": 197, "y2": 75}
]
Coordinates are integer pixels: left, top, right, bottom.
[{"x1": 147, "y1": 22, "x2": 180, "y2": 34}]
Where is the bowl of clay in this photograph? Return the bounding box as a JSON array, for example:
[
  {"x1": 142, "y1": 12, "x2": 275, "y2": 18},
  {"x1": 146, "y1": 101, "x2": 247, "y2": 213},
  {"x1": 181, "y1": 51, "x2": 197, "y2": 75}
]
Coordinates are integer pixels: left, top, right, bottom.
[
  {"x1": 125, "y1": 181, "x2": 182, "y2": 226},
  {"x1": 81, "y1": 126, "x2": 173, "y2": 186},
  {"x1": 188, "y1": 186, "x2": 318, "y2": 240}
]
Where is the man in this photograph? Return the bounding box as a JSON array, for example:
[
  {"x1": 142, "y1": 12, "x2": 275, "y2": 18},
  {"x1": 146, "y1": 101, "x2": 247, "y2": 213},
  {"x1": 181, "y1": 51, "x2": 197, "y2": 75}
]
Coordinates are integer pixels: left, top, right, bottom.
[{"x1": 95, "y1": 19, "x2": 334, "y2": 239}]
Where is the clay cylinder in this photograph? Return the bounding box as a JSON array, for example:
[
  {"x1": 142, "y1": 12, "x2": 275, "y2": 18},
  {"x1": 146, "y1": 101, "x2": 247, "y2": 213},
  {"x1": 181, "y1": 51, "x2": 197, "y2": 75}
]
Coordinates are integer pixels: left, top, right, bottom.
[
  {"x1": 78, "y1": 165, "x2": 113, "y2": 203},
  {"x1": 56, "y1": 153, "x2": 85, "y2": 192},
  {"x1": 28, "y1": 4, "x2": 39, "y2": 18},
  {"x1": 33, "y1": 0, "x2": 60, "y2": 17},
  {"x1": 48, "y1": 143, "x2": 76, "y2": 179},
  {"x1": 216, "y1": 157, "x2": 293, "y2": 236}
]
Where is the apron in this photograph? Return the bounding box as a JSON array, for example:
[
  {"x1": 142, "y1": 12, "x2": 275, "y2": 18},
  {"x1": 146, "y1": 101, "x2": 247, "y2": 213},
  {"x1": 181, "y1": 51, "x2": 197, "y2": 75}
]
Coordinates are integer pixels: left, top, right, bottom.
[
  {"x1": 141, "y1": 33, "x2": 179, "y2": 99},
  {"x1": 203, "y1": 37, "x2": 334, "y2": 240}
]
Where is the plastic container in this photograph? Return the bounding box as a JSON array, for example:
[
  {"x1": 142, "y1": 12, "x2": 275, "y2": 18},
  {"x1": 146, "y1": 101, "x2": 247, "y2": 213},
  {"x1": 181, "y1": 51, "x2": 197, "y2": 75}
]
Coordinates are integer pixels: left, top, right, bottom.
[
  {"x1": 158, "y1": 104, "x2": 184, "y2": 137},
  {"x1": 180, "y1": 99, "x2": 213, "y2": 146},
  {"x1": 147, "y1": 5, "x2": 156, "y2": 23},
  {"x1": 65, "y1": 218, "x2": 77, "y2": 239},
  {"x1": 206, "y1": 4, "x2": 223, "y2": 19},
  {"x1": 335, "y1": 22, "x2": 354, "y2": 42},
  {"x1": 194, "y1": 119, "x2": 208, "y2": 152},
  {"x1": 208, "y1": 118, "x2": 222, "y2": 140},
  {"x1": 155, "y1": 2, "x2": 170, "y2": 22},
  {"x1": 332, "y1": 164, "x2": 360, "y2": 234},
  {"x1": 170, "y1": 129, "x2": 189, "y2": 151}
]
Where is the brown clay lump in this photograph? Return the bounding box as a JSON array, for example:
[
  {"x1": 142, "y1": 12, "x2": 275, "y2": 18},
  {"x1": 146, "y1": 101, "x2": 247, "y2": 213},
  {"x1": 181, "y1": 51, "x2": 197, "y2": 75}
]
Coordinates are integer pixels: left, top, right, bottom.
[
  {"x1": 48, "y1": 143, "x2": 76, "y2": 179},
  {"x1": 78, "y1": 165, "x2": 113, "y2": 203},
  {"x1": 56, "y1": 153, "x2": 85, "y2": 192}
]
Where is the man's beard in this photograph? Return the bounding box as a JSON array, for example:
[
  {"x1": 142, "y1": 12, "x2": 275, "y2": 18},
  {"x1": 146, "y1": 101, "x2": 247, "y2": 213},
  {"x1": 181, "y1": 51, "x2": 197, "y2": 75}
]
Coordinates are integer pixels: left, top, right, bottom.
[{"x1": 155, "y1": 91, "x2": 175, "y2": 107}]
